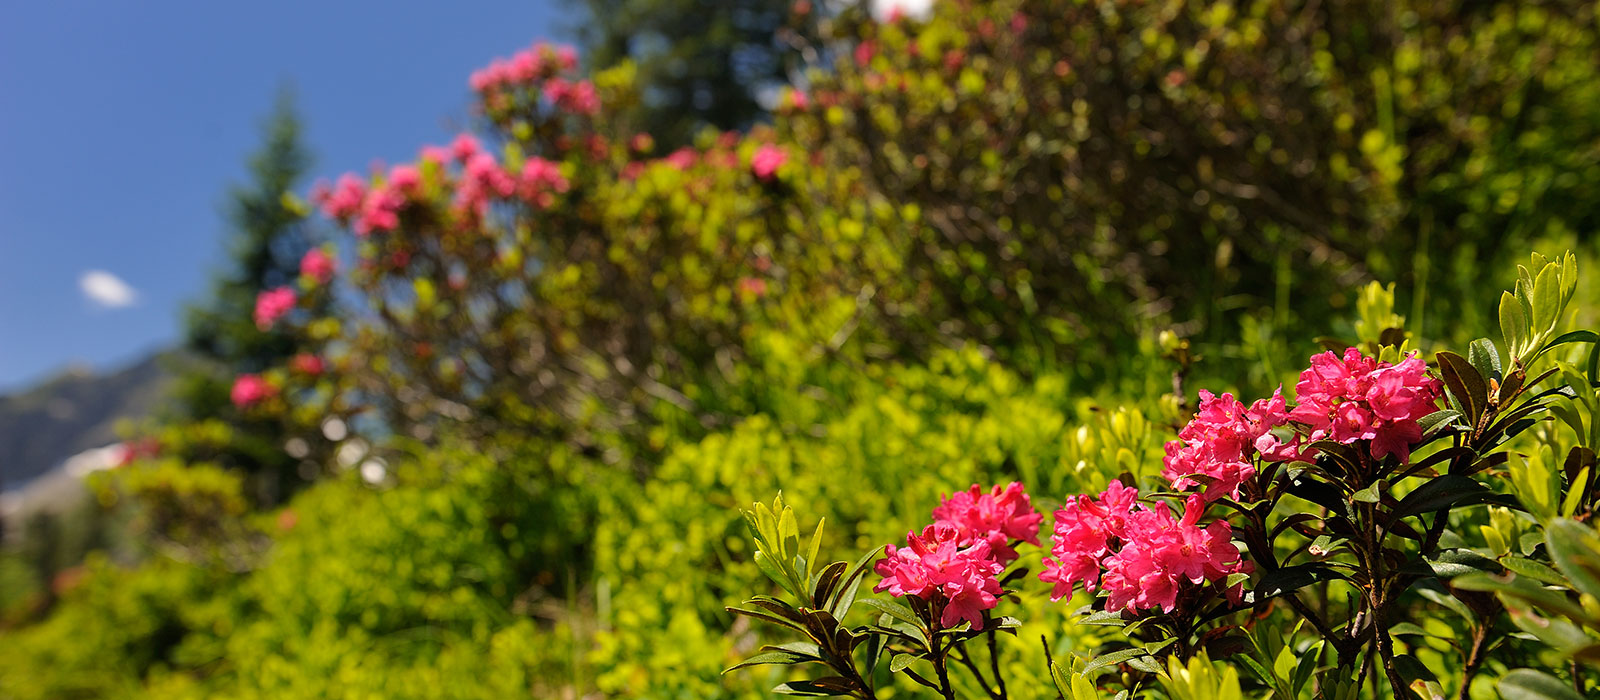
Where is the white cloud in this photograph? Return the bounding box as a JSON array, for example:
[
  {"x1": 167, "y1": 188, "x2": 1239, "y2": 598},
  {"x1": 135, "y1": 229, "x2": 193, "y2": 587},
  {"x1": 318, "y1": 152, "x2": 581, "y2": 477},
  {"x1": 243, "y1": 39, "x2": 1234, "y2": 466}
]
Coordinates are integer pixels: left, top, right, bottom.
[{"x1": 79, "y1": 270, "x2": 138, "y2": 308}]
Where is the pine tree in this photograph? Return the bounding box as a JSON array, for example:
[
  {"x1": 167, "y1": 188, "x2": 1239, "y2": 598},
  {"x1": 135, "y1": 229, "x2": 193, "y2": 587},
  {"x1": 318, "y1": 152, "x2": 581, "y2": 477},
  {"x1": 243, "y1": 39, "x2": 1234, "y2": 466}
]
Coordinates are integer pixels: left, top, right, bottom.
[
  {"x1": 572, "y1": 0, "x2": 815, "y2": 147},
  {"x1": 171, "y1": 88, "x2": 315, "y2": 503}
]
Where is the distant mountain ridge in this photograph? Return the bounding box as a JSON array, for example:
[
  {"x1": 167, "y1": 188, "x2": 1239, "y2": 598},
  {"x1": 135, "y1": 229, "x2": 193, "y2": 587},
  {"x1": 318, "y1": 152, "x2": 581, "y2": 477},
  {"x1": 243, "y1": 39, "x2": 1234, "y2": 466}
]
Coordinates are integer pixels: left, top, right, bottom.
[{"x1": 0, "y1": 350, "x2": 177, "y2": 492}]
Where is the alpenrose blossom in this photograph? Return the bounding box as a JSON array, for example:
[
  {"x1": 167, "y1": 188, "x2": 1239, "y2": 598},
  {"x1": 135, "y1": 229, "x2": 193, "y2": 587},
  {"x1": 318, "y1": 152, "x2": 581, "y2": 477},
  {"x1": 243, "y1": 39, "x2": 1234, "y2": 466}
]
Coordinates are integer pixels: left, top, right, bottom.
[
  {"x1": 1288, "y1": 348, "x2": 1445, "y2": 462},
  {"x1": 1162, "y1": 389, "x2": 1293, "y2": 502},
  {"x1": 751, "y1": 144, "x2": 787, "y2": 181},
  {"x1": 874, "y1": 522, "x2": 1004, "y2": 630},
  {"x1": 253, "y1": 287, "x2": 297, "y2": 330},
  {"x1": 300, "y1": 248, "x2": 336, "y2": 285},
  {"x1": 1040, "y1": 484, "x2": 1248, "y2": 614},
  {"x1": 931, "y1": 482, "x2": 1043, "y2": 565},
  {"x1": 289, "y1": 353, "x2": 325, "y2": 376},
  {"x1": 230, "y1": 373, "x2": 274, "y2": 409},
  {"x1": 316, "y1": 173, "x2": 367, "y2": 221}
]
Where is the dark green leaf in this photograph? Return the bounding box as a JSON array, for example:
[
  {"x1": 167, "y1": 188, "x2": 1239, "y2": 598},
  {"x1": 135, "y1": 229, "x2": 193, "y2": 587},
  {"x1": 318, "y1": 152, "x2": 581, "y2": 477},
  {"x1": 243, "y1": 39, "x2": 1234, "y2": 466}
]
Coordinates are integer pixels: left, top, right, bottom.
[
  {"x1": 1390, "y1": 475, "x2": 1494, "y2": 520},
  {"x1": 1437, "y1": 351, "x2": 1489, "y2": 425},
  {"x1": 1501, "y1": 556, "x2": 1570, "y2": 587},
  {"x1": 1403, "y1": 549, "x2": 1502, "y2": 579},
  {"x1": 1082, "y1": 647, "x2": 1152, "y2": 674},
  {"x1": 1469, "y1": 338, "x2": 1504, "y2": 381},
  {"x1": 1498, "y1": 668, "x2": 1586, "y2": 700},
  {"x1": 858, "y1": 597, "x2": 918, "y2": 625},
  {"x1": 1545, "y1": 519, "x2": 1600, "y2": 600},
  {"x1": 1252, "y1": 564, "x2": 1343, "y2": 600},
  {"x1": 725, "y1": 649, "x2": 816, "y2": 673}
]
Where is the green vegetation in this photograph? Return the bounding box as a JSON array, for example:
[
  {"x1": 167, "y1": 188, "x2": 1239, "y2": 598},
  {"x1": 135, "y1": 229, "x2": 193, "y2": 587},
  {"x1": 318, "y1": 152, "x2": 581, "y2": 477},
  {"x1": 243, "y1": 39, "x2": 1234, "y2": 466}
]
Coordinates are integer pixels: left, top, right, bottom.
[{"x1": 4, "y1": 1, "x2": 1600, "y2": 698}]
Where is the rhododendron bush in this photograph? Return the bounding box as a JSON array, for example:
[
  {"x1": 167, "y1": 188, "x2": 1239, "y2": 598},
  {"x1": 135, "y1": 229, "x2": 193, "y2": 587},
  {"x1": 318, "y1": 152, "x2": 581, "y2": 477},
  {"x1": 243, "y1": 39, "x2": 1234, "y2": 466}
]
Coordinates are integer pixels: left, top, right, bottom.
[
  {"x1": 9, "y1": 1, "x2": 1600, "y2": 699},
  {"x1": 727, "y1": 253, "x2": 1600, "y2": 698}
]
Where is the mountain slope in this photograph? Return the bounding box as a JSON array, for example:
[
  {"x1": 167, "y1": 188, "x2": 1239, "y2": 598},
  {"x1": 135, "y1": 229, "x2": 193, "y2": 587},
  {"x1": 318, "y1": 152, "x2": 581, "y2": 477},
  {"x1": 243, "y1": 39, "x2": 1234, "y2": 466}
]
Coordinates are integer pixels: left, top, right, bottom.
[{"x1": 0, "y1": 351, "x2": 177, "y2": 491}]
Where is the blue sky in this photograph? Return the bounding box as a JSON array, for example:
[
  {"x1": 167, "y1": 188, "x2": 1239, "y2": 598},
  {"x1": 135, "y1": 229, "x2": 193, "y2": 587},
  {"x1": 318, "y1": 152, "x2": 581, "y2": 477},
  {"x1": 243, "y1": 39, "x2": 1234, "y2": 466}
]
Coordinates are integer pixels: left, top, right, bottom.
[{"x1": 0, "y1": 0, "x2": 574, "y2": 390}]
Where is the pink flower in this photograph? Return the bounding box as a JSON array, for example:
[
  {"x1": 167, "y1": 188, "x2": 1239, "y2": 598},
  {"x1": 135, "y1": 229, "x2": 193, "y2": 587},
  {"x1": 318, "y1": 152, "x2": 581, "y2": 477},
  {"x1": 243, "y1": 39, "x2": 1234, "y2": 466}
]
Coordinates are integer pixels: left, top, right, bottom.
[
  {"x1": 1288, "y1": 348, "x2": 1444, "y2": 462},
  {"x1": 300, "y1": 248, "x2": 336, "y2": 285},
  {"x1": 450, "y1": 133, "x2": 482, "y2": 162},
  {"x1": 253, "y1": 287, "x2": 296, "y2": 330},
  {"x1": 752, "y1": 144, "x2": 787, "y2": 181},
  {"x1": 508, "y1": 49, "x2": 540, "y2": 83},
  {"x1": 290, "y1": 353, "x2": 325, "y2": 376},
  {"x1": 1162, "y1": 389, "x2": 1292, "y2": 501},
  {"x1": 319, "y1": 174, "x2": 367, "y2": 220},
  {"x1": 1039, "y1": 481, "x2": 1137, "y2": 600},
  {"x1": 563, "y1": 79, "x2": 601, "y2": 115},
  {"x1": 231, "y1": 374, "x2": 274, "y2": 409},
  {"x1": 420, "y1": 145, "x2": 451, "y2": 165},
  {"x1": 518, "y1": 157, "x2": 570, "y2": 208},
  {"x1": 453, "y1": 153, "x2": 516, "y2": 216},
  {"x1": 736, "y1": 276, "x2": 768, "y2": 298},
  {"x1": 663, "y1": 148, "x2": 697, "y2": 170},
  {"x1": 388, "y1": 164, "x2": 422, "y2": 195},
  {"x1": 874, "y1": 523, "x2": 1005, "y2": 630},
  {"x1": 931, "y1": 482, "x2": 1043, "y2": 564},
  {"x1": 1040, "y1": 485, "x2": 1247, "y2": 613},
  {"x1": 555, "y1": 45, "x2": 578, "y2": 71},
  {"x1": 355, "y1": 182, "x2": 407, "y2": 235}
]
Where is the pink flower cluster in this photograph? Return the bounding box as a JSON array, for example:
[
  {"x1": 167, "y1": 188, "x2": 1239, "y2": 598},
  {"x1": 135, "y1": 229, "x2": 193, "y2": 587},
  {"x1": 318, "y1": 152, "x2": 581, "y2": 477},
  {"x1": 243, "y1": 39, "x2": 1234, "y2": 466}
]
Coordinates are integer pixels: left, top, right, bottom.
[
  {"x1": 300, "y1": 248, "x2": 336, "y2": 285},
  {"x1": 469, "y1": 43, "x2": 579, "y2": 92},
  {"x1": 314, "y1": 174, "x2": 367, "y2": 221},
  {"x1": 873, "y1": 482, "x2": 1040, "y2": 630},
  {"x1": 543, "y1": 78, "x2": 601, "y2": 116},
  {"x1": 1040, "y1": 484, "x2": 1248, "y2": 614},
  {"x1": 874, "y1": 523, "x2": 1004, "y2": 630},
  {"x1": 254, "y1": 287, "x2": 296, "y2": 330},
  {"x1": 930, "y1": 482, "x2": 1043, "y2": 564},
  {"x1": 1162, "y1": 389, "x2": 1293, "y2": 502},
  {"x1": 454, "y1": 152, "x2": 517, "y2": 217},
  {"x1": 518, "y1": 157, "x2": 570, "y2": 208},
  {"x1": 230, "y1": 373, "x2": 275, "y2": 409},
  {"x1": 1289, "y1": 348, "x2": 1444, "y2": 462},
  {"x1": 751, "y1": 144, "x2": 787, "y2": 181},
  {"x1": 290, "y1": 353, "x2": 325, "y2": 376}
]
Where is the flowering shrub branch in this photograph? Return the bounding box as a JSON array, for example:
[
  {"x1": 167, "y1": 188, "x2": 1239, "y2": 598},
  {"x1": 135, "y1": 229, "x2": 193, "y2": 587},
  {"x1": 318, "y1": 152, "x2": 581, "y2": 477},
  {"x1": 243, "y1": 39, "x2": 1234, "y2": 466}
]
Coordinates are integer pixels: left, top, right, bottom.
[{"x1": 728, "y1": 251, "x2": 1600, "y2": 698}]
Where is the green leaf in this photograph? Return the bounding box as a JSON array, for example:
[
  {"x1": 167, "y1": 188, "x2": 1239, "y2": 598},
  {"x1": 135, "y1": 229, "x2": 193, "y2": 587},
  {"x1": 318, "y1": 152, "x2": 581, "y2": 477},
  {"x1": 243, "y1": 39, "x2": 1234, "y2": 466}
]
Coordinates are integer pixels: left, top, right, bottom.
[
  {"x1": 1502, "y1": 291, "x2": 1530, "y2": 359},
  {"x1": 779, "y1": 507, "x2": 801, "y2": 562},
  {"x1": 1352, "y1": 484, "x2": 1382, "y2": 503},
  {"x1": 1391, "y1": 475, "x2": 1494, "y2": 520},
  {"x1": 1532, "y1": 262, "x2": 1561, "y2": 333},
  {"x1": 773, "y1": 678, "x2": 853, "y2": 696},
  {"x1": 1542, "y1": 330, "x2": 1599, "y2": 356},
  {"x1": 755, "y1": 551, "x2": 801, "y2": 599},
  {"x1": 804, "y1": 517, "x2": 825, "y2": 587},
  {"x1": 1082, "y1": 647, "x2": 1152, "y2": 674},
  {"x1": 725, "y1": 649, "x2": 817, "y2": 673},
  {"x1": 858, "y1": 597, "x2": 918, "y2": 625},
  {"x1": 1545, "y1": 519, "x2": 1600, "y2": 600},
  {"x1": 1498, "y1": 668, "x2": 1587, "y2": 700},
  {"x1": 827, "y1": 546, "x2": 882, "y2": 619},
  {"x1": 1077, "y1": 609, "x2": 1129, "y2": 626},
  {"x1": 1501, "y1": 556, "x2": 1570, "y2": 587},
  {"x1": 1125, "y1": 655, "x2": 1164, "y2": 674},
  {"x1": 1417, "y1": 409, "x2": 1464, "y2": 437},
  {"x1": 1437, "y1": 351, "x2": 1488, "y2": 425},
  {"x1": 811, "y1": 561, "x2": 847, "y2": 608},
  {"x1": 1405, "y1": 549, "x2": 1502, "y2": 579},
  {"x1": 889, "y1": 653, "x2": 920, "y2": 672},
  {"x1": 1469, "y1": 338, "x2": 1504, "y2": 381},
  {"x1": 1252, "y1": 564, "x2": 1343, "y2": 600}
]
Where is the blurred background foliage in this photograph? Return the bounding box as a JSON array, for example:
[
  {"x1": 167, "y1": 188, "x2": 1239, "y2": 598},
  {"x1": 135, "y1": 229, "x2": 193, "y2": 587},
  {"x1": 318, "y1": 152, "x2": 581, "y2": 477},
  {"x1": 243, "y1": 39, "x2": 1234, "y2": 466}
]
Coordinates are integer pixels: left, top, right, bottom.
[{"x1": 3, "y1": 0, "x2": 1600, "y2": 698}]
